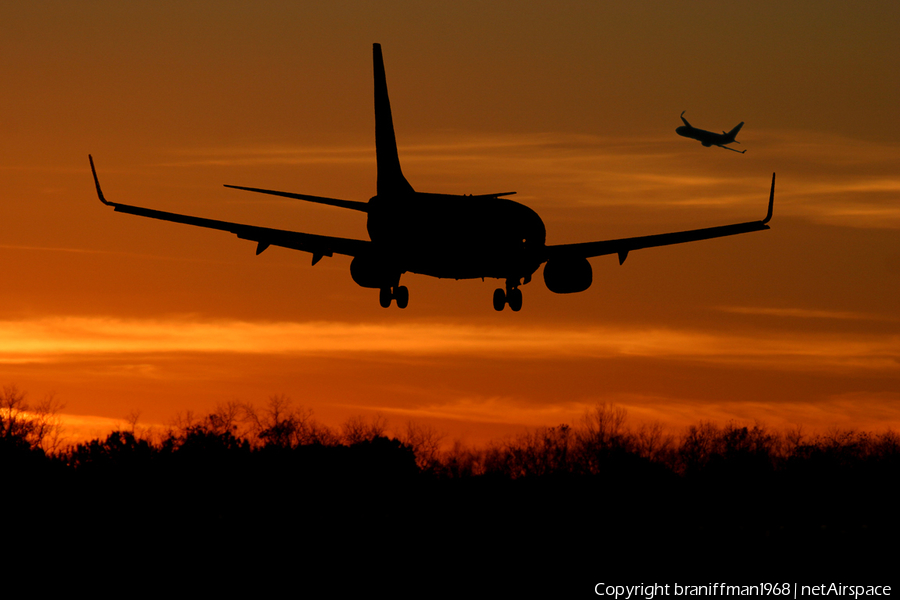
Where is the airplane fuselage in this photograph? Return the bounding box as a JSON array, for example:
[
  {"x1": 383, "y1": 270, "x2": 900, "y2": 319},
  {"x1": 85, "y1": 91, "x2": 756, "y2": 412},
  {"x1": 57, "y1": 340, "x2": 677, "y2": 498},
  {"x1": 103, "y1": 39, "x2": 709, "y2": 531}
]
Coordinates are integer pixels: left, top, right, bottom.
[
  {"x1": 366, "y1": 192, "x2": 546, "y2": 282},
  {"x1": 676, "y1": 125, "x2": 731, "y2": 147}
]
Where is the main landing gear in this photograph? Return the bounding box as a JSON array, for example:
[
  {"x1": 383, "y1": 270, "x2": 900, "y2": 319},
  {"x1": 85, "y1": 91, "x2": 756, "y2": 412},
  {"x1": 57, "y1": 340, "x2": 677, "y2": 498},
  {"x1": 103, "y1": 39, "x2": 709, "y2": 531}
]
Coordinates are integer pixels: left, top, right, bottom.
[
  {"x1": 492, "y1": 281, "x2": 523, "y2": 312},
  {"x1": 380, "y1": 285, "x2": 409, "y2": 309}
]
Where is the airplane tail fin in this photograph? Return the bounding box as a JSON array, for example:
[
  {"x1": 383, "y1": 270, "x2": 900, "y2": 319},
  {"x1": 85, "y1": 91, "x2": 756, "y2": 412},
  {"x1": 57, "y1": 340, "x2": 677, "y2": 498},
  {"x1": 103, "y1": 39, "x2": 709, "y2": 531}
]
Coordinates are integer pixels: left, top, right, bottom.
[
  {"x1": 680, "y1": 111, "x2": 691, "y2": 127},
  {"x1": 374, "y1": 43, "x2": 415, "y2": 197},
  {"x1": 726, "y1": 121, "x2": 744, "y2": 140}
]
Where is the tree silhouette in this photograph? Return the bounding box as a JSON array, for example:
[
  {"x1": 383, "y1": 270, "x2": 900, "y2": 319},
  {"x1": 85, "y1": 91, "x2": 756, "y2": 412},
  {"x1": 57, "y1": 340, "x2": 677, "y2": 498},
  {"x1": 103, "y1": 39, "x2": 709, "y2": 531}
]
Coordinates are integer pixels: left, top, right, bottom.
[
  {"x1": 0, "y1": 385, "x2": 64, "y2": 453},
  {"x1": 2, "y1": 381, "x2": 896, "y2": 584}
]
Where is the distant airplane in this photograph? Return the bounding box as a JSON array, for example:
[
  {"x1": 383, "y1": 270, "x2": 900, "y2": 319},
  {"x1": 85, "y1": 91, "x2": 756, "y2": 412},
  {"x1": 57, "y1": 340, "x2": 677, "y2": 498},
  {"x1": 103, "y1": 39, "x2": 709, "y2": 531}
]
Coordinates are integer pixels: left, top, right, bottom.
[
  {"x1": 90, "y1": 44, "x2": 774, "y2": 312},
  {"x1": 676, "y1": 112, "x2": 746, "y2": 153}
]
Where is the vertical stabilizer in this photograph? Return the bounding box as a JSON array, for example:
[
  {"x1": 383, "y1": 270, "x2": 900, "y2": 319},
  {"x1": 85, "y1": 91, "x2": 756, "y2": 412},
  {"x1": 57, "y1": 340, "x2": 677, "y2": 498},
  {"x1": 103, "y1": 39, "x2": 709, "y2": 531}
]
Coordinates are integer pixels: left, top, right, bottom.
[
  {"x1": 727, "y1": 121, "x2": 744, "y2": 140},
  {"x1": 374, "y1": 44, "x2": 414, "y2": 196}
]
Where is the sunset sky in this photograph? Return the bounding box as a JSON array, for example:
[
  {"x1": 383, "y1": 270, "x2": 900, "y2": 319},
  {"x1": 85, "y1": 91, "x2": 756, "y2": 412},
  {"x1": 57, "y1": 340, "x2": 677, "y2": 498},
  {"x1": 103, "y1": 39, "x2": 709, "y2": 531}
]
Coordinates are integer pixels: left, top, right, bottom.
[{"x1": 1, "y1": 1, "x2": 898, "y2": 445}]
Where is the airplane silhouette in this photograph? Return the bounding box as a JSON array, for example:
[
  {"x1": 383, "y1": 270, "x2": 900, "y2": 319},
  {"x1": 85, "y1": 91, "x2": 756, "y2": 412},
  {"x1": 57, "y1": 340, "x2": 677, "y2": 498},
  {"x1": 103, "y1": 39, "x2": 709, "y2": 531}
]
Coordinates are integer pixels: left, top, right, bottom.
[
  {"x1": 676, "y1": 112, "x2": 746, "y2": 153},
  {"x1": 90, "y1": 44, "x2": 774, "y2": 312}
]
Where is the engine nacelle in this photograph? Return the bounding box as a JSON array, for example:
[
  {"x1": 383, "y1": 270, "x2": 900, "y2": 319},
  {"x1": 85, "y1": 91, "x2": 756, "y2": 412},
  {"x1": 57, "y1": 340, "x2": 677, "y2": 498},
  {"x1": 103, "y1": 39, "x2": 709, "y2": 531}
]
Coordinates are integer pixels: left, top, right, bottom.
[
  {"x1": 350, "y1": 256, "x2": 400, "y2": 289},
  {"x1": 543, "y1": 257, "x2": 592, "y2": 294}
]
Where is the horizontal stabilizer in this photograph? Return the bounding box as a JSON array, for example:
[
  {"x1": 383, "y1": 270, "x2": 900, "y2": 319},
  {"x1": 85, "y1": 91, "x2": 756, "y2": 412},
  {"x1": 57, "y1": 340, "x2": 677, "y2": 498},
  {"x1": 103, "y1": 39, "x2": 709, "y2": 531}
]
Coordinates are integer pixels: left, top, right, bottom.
[
  {"x1": 473, "y1": 191, "x2": 516, "y2": 199},
  {"x1": 223, "y1": 184, "x2": 369, "y2": 212}
]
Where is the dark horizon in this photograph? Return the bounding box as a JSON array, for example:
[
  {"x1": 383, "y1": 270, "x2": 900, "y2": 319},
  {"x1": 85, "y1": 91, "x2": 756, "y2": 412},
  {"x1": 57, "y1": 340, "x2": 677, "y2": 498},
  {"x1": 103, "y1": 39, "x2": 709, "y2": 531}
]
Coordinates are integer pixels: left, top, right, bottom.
[{"x1": 4, "y1": 394, "x2": 896, "y2": 585}]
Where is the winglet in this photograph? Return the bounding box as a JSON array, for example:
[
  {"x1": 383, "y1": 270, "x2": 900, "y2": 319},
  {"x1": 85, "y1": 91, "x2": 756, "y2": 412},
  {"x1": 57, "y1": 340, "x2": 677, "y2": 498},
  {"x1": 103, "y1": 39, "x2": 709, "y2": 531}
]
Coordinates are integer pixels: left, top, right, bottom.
[
  {"x1": 763, "y1": 173, "x2": 775, "y2": 224},
  {"x1": 89, "y1": 155, "x2": 113, "y2": 206}
]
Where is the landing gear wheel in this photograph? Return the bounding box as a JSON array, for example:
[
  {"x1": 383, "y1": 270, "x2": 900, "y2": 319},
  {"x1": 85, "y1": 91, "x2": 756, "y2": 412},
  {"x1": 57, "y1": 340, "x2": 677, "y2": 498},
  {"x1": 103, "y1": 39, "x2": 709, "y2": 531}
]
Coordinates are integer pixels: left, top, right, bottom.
[
  {"x1": 507, "y1": 288, "x2": 523, "y2": 312},
  {"x1": 379, "y1": 287, "x2": 392, "y2": 308},
  {"x1": 394, "y1": 285, "x2": 409, "y2": 309},
  {"x1": 492, "y1": 288, "x2": 506, "y2": 311}
]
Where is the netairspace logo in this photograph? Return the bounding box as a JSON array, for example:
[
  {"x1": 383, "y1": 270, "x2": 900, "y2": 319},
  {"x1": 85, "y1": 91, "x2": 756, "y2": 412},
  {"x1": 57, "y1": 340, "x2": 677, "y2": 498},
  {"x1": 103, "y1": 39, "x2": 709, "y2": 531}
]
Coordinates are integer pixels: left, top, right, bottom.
[{"x1": 595, "y1": 583, "x2": 893, "y2": 599}]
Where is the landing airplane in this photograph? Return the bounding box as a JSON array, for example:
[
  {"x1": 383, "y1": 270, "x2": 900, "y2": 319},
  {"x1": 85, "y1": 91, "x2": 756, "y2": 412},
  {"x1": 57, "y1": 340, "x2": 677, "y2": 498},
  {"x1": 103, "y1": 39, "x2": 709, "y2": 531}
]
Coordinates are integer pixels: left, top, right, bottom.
[
  {"x1": 90, "y1": 44, "x2": 775, "y2": 312},
  {"x1": 676, "y1": 111, "x2": 746, "y2": 153}
]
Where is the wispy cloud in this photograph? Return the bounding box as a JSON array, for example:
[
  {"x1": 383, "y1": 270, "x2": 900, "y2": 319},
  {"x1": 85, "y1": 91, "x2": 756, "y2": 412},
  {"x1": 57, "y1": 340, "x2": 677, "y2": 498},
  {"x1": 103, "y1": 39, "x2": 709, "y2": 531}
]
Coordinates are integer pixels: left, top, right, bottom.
[
  {"x1": 359, "y1": 395, "x2": 583, "y2": 427},
  {"x1": 57, "y1": 413, "x2": 136, "y2": 445},
  {"x1": 159, "y1": 129, "x2": 900, "y2": 228},
  {"x1": 163, "y1": 145, "x2": 374, "y2": 167},
  {"x1": 2, "y1": 316, "x2": 897, "y2": 373},
  {"x1": 717, "y1": 305, "x2": 895, "y2": 322}
]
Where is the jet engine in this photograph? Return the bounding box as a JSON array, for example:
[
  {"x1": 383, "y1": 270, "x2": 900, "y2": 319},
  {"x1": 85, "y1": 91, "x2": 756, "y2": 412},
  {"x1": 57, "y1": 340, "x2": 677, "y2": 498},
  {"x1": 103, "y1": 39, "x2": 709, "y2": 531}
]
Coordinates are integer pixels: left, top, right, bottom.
[
  {"x1": 543, "y1": 257, "x2": 592, "y2": 294},
  {"x1": 350, "y1": 256, "x2": 400, "y2": 289}
]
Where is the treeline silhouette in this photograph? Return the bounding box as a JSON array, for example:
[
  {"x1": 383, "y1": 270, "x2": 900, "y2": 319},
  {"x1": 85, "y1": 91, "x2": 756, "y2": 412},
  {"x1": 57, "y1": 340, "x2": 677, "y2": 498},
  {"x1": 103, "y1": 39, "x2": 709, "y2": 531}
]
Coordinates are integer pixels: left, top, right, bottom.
[{"x1": 3, "y1": 385, "x2": 896, "y2": 582}]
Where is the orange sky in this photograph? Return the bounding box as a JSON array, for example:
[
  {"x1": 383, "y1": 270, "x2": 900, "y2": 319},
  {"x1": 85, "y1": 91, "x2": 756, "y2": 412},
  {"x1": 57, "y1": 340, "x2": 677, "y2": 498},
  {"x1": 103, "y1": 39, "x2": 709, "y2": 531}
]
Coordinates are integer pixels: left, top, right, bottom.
[{"x1": 1, "y1": 2, "x2": 898, "y2": 445}]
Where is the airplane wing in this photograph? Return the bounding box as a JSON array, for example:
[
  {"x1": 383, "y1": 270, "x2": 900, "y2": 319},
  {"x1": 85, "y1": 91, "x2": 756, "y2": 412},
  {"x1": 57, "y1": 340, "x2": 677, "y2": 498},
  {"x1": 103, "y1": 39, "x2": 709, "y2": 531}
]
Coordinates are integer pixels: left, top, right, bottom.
[
  {"x1": 716, "y1": 144, "x2": 747, "y2": 154},
  {"x1": 545, "y1": 173, "x2": 774, "y2": 265},
  {"x1": 90, "y1": 156, "x2": 370, "y2": 263}
]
